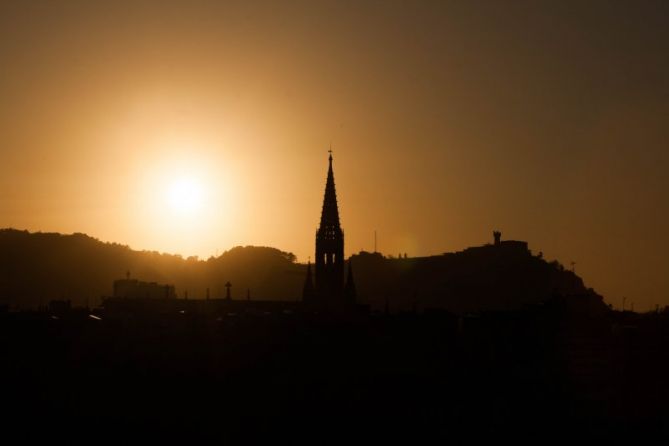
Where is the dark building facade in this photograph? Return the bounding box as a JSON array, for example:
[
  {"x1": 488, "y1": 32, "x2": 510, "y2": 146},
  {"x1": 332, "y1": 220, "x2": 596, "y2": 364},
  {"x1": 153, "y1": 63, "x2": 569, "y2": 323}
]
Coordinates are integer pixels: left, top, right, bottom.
[
  {"x1": 304, "y1": 153, "x2": 355, "y2": 305},
  {"x1": 113, "y1": 278, "x2": 176, "y2": 300}
]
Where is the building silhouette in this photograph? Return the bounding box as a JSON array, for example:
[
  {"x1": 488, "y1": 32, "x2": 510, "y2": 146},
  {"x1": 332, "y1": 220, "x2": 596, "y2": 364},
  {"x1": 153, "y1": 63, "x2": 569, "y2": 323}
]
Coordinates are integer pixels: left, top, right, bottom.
[
  {"x1": 113, "y1": 277, "x2": 176, "y2": 299},
  {"x1": 303, "y1": 152, "x2": 356, "y2": 305}
]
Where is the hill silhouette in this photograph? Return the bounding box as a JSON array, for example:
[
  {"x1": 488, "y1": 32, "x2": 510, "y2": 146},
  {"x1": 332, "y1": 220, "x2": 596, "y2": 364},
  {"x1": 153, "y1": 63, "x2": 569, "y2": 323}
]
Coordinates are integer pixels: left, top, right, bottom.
[
  {"x1": 352, "y1": 242, "x2": 600, "y2": 314},
  {"x1": 0, "y1": 229, "x2": 303, "y2": 309},
  {"x1": 0, "y1": 229, "x2": 602, "y2": 312}
]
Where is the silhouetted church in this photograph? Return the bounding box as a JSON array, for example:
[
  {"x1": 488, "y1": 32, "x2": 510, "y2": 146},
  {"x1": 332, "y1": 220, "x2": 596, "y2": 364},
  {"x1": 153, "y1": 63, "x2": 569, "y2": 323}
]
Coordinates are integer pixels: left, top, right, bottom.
[{"x1": 303, "y1": 153, "x2": 356, "y2": 305}]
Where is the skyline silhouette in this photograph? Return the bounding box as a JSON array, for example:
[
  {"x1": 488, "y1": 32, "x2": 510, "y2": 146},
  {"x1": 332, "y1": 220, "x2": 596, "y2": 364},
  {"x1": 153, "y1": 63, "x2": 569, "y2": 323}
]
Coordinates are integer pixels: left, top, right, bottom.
[
  {"x1": 0, "y1": 152, "x2": 601, "y2": 314},
  {"x1": 0, "y1": 149, "x2": 646, "y2": 314},
  {"x1": 1, "y1": 1, "x2": 668, "y2": 310},
  {"x1": 2, "y1": 132, "x2": 668, "y2": 443},
  {"x1": 4, "y1": 2, "x2": 669, "y2": 443},
  {"x1": 3, "y1": 2, "x2": 669, "y2": 443},
  {"x1": 1, "y1": 224, "x2": 666, "y2": 443},
  {"x1": 0, "y1": 149, "x2": 654, "y2": 312}
]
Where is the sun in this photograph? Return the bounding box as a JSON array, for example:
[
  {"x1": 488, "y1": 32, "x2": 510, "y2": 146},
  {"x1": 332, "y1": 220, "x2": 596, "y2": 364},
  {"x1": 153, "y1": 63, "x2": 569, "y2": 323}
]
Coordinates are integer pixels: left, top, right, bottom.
[
  {"x1": 166, "y1": 177, "x2": 206, "y2": 215},
  {"x1": 135, "y1": 149, "x2": 236, "y2": 256}
]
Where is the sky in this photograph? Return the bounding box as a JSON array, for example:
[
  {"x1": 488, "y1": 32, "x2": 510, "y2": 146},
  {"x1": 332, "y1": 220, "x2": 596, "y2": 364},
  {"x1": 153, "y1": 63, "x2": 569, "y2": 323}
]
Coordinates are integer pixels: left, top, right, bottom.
[{"x1": 1, "y1": 0, "x2": 668, "y2": 309}]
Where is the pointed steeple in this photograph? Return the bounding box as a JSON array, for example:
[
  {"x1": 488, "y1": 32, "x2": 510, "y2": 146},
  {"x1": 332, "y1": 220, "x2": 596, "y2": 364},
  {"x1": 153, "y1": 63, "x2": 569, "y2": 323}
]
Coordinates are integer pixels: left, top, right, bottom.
[
  {"x1": 302, "y1": 261, "x2": 315, "y2": 301},
  {"x1": 314, "y1": 151, "x2": 345, "y2": 301},
  {"x1": 319, "y1": 151, "x2": 342, "y2": 238}
]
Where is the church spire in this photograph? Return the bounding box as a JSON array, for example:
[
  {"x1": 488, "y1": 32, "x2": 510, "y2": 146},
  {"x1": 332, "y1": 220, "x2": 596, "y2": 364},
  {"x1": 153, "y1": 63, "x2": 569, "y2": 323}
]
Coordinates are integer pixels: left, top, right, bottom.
[
  {"x1": 314, "y1": 151, "x2": 345, "y2": 300},
  {"x1": 319, "y1": 150, "x2": 341, "y2": 236}
]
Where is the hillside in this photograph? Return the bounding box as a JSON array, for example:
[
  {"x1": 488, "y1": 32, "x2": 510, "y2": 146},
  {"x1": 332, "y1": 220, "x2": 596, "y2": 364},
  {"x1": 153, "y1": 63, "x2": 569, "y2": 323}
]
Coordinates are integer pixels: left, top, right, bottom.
[
  {"x1": 0, "y1": 229, "x2": 303, "y2": 308},
  {"x1": 350, "y1": 240, "x2": 602, "y2": 314},
  {"x1": 0, "y1": 229, "x2": 603, "y2": 313}
]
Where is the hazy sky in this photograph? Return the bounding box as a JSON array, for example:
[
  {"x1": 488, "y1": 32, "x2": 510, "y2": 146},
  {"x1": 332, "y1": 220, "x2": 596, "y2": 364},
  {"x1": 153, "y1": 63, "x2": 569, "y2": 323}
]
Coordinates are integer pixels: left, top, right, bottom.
[{"x1": 1, "y1": 0, "x2": 668, "y2": 309}]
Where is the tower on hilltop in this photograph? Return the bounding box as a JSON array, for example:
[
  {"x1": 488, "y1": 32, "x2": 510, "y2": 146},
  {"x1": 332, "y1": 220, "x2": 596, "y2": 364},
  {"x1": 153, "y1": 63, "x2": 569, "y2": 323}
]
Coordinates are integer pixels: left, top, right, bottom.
[{"x1": 303, "y1": 151, "x2": 355, "y2": 304}]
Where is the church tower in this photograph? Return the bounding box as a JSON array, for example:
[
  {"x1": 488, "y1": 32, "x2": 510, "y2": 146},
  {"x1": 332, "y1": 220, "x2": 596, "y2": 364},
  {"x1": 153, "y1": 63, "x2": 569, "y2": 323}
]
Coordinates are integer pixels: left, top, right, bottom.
[
  {"x1": 303, "y1": 152, "x2": 357, "y2": 305},
  {"x1": 310, "y1": 152, "x2": 345, "y2": 301},
  {"x1": 315, "y1": 151, "x2": 345, "y2": 300}
]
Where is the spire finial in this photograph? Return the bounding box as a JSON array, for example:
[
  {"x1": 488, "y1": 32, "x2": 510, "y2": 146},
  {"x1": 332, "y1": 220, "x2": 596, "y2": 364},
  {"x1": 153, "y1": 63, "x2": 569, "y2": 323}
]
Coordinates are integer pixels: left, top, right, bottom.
[{"x1": 328, "y1": 144, "x2": 333, "y2": 162}]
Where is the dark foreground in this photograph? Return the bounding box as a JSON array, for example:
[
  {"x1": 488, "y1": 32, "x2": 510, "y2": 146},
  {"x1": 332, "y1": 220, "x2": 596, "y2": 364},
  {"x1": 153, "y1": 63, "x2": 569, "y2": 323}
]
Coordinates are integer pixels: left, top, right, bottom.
[{"x1": 2, "y1": 302, "x2": 669, "y2": 444}]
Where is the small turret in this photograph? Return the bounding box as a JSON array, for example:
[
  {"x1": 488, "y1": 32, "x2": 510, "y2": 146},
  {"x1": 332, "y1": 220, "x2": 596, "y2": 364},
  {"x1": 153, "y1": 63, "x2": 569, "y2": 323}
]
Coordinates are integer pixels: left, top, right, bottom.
[
  {"x1": 493, "y1": 230, "x2": 502, "y2": 246},
  {"x1": 302, "y1": 261, "x2": 315, "y2": 302}
]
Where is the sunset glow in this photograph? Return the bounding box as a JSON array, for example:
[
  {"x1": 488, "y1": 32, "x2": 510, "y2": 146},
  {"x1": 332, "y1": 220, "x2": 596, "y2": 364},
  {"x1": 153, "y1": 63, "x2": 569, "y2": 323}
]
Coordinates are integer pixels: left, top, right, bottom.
[
  {"x1": 167, "y1": 177, "x2": 205, "y2": 215},
  {"x1": 3, "y1": 3, "x2": 669, "y2": 441},
  {"x1": 0, "y1": 1, "x2": 668, "y2": 309}
]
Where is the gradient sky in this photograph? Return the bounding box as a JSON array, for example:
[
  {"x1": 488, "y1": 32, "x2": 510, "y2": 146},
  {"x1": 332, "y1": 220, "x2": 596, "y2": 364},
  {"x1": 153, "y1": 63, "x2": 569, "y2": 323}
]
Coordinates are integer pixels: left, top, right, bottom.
[{"x1": 1, "y1": 0, "x2": 668, "y2": 309}]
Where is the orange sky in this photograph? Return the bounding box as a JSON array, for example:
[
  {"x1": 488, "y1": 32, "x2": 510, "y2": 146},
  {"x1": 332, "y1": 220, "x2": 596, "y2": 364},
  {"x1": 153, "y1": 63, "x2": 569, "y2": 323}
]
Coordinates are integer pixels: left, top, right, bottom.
[{"x1": 1, "y1": 1, "x2": 668, "y2": 310}]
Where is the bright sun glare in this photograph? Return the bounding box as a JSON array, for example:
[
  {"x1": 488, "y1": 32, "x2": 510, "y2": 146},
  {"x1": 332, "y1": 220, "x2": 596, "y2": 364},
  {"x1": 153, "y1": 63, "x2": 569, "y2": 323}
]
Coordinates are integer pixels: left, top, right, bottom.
[
  {"x1": 167, "y1": 177, "x2": 205, "y2": 215},
  {"x1": 137, "y1": 150, "x2": 234, "y2": 255}
]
